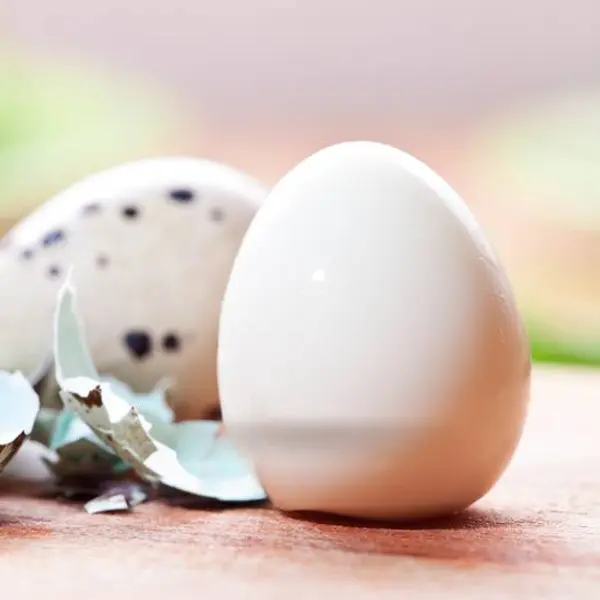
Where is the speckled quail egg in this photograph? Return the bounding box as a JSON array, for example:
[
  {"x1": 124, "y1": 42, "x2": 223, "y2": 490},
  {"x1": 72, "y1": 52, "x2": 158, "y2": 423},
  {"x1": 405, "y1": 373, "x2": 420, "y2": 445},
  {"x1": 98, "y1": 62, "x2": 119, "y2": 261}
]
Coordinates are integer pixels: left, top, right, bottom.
[{"x1": 0, "y1": 157, "x2": 267, "y2": 420}]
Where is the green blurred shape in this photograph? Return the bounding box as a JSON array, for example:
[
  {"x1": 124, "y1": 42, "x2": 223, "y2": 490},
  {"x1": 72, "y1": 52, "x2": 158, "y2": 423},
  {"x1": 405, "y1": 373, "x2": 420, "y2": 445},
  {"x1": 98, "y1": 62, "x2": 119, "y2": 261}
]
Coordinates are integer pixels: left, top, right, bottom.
[
  {"x1": 0, "y1": 49, "x2": 185, "y2": 225},
  {"x1": 527, "y1": 320, "x2": 600, "y2": 367},
  {"x1": 468, "y1": 91, "x2": 600, "y2": 368}
]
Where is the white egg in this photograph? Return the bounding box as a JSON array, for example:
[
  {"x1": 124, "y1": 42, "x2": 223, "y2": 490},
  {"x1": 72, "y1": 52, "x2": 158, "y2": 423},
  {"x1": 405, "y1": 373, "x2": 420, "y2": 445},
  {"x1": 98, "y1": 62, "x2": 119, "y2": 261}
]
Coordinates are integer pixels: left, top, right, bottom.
[
  {"x1": 218, "y1": 141, "x2": 531, "y2": 521},
  {"x1": 0, "y1": 157, "x2": 267, "y2": 420}
]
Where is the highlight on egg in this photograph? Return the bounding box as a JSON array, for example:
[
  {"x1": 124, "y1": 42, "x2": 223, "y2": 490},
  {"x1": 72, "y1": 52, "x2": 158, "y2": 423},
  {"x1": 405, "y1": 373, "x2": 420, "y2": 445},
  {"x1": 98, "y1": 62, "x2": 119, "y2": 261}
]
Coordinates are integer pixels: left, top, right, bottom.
[
  {"x1": 0, "y1": 157, "x2": 268, "y2": 421},
  {"x1": 218, "y1": 140, "x2": 531, "y2": 521}
]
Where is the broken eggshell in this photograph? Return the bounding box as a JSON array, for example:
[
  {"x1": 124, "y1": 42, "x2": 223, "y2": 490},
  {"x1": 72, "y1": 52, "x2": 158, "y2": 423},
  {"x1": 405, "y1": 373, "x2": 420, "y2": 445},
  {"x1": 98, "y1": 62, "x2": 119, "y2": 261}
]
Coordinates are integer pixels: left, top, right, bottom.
[
  {"x1": 84, "y1": 482, "x2": 149, "y2": 514},
  {"x1": 40, "y1": 376, "x2": 174, "y2": 479},
  {"x1": 0, "y1": 157, "x2": 268, "y2": 420},
  {"x1": 52, "y1": 279, "x2": 267, "y2": 505},
  {"x1": 0, "y1": 371, "x2": 40, "y2": 472},
  {"x1": 218, "y1": 141, "x2": 531, "y2": 522}
]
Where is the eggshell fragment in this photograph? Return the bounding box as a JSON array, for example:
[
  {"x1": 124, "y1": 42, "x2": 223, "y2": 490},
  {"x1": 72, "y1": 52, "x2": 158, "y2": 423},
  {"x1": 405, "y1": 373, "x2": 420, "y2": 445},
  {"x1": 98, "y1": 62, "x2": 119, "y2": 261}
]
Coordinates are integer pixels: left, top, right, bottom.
[
  {"x1": 218, "y1": 141, "x2": 531, "y2": 521},
  {"x1": 0, "y1": 372, "x2": 40, "y2": 473},
  {"x1": 0, "y1": 157, "x2": 267, "y2": 420}
]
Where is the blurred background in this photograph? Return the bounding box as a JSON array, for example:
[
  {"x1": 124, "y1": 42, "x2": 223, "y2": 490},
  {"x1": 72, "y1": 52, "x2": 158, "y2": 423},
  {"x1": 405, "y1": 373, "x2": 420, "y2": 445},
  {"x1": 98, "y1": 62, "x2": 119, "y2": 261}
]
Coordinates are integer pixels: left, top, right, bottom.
[{"x1": 3, "y1": 0, "x2": 600, "y2": 365}]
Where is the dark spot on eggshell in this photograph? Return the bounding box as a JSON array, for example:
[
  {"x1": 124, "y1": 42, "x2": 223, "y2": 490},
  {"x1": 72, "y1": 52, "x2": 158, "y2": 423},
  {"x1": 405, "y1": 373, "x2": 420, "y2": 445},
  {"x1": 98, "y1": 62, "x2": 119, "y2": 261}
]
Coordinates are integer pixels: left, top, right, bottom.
[
  {"x1": 47, "y1": 265, "x2": 62, "y2": 279},
  {"x1": 0, "y1": 431, "x2": 28, "y2": 468},
  {"x1": 169, "y1": 188, "x2": 196, "y2": 203},
  {"x1": 82, "y1": 202, "x2": 102, "y2": 215},
  {"x1": 123, "y1": 330, "x2": 153, "y2": 360},
  {"x1": 96, "y1": 254, "x2": 109, "y2": 268},
  {"x1": 122, "y1": 205, "x2": 140, "y2": 220},
  {"x1": 162, "y1": 333, "x2": 181, "y2": 352},
  {"x1": 72, "y1": 385, "x2": 103, "y2": 409},
  {"x1": 42, "y1": 229, "x2": 65, "y2": 247},
  {"x1": 209, "y1": 207, "x2": 225, "y2": 222},
  {"x1": 20, "y1": 249, "x2": 34, "y2": 261}
]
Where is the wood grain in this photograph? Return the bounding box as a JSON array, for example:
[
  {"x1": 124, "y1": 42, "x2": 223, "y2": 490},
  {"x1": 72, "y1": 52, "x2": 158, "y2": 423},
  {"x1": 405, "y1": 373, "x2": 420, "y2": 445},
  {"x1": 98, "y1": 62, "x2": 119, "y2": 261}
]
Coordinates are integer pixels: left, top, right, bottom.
[{"x1": 1, "y1": 366, "x2": 599, "y2": 599}]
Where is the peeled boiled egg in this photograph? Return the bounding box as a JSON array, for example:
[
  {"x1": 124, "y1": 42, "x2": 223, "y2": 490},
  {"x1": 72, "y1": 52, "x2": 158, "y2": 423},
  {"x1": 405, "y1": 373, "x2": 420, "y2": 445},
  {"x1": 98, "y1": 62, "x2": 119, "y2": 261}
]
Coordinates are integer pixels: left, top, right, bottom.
[{"x1": 218, "y1": 141, "x2": 531, "y2": 521}]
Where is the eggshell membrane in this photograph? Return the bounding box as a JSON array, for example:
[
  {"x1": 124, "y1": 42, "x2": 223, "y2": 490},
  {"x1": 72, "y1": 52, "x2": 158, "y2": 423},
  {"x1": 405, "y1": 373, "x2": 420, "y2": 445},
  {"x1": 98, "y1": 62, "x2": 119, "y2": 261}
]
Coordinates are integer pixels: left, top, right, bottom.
[
  {"x1": 218, "y1": 141, "x2": 531, "y2": 521},
  {"x1": 0, "y1": 157, "x2": 267, "y2": 419}
]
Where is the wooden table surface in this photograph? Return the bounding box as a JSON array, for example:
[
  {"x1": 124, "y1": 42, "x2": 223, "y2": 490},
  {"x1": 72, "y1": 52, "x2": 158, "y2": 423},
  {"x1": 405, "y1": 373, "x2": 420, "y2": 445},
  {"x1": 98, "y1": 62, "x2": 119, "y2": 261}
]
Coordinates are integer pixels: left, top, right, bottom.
[{"x1": 1, "y1": 366, "x2": 599, "y2": 599}]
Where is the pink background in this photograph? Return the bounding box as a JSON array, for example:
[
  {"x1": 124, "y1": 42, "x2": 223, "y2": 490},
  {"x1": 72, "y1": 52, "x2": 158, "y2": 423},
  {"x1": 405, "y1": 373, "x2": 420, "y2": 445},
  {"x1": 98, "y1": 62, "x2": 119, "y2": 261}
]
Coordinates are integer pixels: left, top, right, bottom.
[{"x1": 4, "y1": 0, "x2": 600, "y2": 125}]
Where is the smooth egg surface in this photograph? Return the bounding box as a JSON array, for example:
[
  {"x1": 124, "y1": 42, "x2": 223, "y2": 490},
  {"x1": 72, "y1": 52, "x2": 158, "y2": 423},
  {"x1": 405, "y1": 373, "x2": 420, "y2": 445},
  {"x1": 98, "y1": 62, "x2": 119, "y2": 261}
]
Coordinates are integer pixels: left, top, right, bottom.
[{"x1": 218, "y1": 141, "x2": 531, "y2": 521}]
